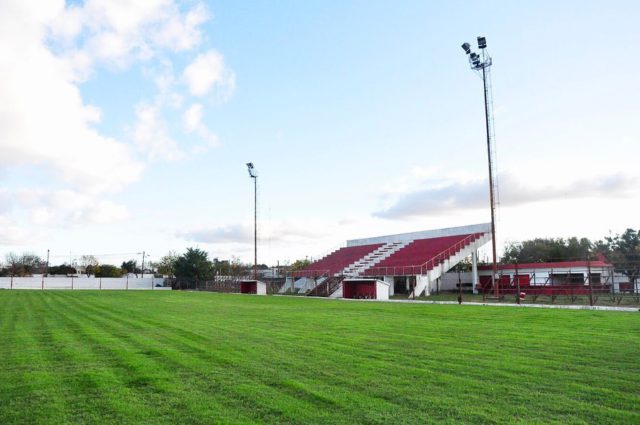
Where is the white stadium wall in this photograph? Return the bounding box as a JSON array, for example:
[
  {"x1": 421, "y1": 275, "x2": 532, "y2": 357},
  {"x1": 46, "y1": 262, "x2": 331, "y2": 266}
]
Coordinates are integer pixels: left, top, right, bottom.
[{"x1": 0, "y1": 276, "x2": 169, "y2": 290}]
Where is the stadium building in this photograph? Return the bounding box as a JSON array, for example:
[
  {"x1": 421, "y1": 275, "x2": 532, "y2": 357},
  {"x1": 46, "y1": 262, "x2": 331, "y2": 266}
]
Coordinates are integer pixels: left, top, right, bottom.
[{"x1": 282, "y1": 223, "x2": 492, "y2": 299}]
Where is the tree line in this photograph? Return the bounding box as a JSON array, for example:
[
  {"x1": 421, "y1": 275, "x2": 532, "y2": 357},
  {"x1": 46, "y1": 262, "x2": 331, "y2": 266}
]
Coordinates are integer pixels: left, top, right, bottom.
[
  {"x1": 0, "y1": 248, "x2": 269, "y2": 280},
  {"x1": 502, "y1": 229, "x2": 640, "y2": 285},
  {"x1": 1, "y1": 229, "x2": 638, "y2": 283}
]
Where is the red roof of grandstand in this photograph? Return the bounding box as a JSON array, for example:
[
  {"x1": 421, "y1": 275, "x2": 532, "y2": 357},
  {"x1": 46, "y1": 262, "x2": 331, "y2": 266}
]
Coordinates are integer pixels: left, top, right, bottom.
[{"x1": 478, "y1": 260, "x2": 612, "y2": 271}]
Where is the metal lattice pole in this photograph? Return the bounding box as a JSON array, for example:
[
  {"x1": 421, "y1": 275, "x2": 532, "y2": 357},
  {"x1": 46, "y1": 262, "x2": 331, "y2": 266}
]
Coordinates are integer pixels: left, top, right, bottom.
[{"x1": 461, "y1": 37, "x2": 499, "y2": 298}]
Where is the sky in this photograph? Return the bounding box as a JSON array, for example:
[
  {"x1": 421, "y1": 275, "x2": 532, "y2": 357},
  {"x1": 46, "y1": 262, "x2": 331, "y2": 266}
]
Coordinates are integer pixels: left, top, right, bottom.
[{"x1": 1, "y1": 0, "x2": 639, "y2": 268}]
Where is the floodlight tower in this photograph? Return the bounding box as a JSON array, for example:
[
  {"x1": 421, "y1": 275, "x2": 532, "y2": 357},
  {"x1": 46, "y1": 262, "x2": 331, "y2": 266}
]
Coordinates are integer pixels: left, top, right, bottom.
[
  {"x1": 246, "y1": 162, "x2": 258, "y2": 280},
  {"x1": 461, "y1": 36, "x2": 500, "y2": 297}
]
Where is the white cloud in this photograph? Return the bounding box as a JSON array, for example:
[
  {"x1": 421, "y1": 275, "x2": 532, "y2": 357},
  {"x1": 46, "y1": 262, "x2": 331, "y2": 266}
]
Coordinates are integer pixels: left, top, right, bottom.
[
  {"x1": 0, "y1": 185, "x2": 135, "y2": 245},
  {"x1": 0, "y1": 0, "x2": 144, "y2": 193},
  {"x1": 0, "y1": 216, "x2": 43, "y2": 246},
  {"x1": 68, "y1": 199, "x2": 129, "y2": 225},
  {"x1": 179, "y1": 224, "x2": 253, "y2": 244},
  {"x1": 11, "y1": 188, "x2": 130, "y2": 227},
  {"x1": 375, "y1": 172, "x2": 637, "y2": 219},
  {"x1": 183, "y1": 50, "x2": 235, "y2": 97},
  {"x1": 178, "y1": 220, "x2": 328, "y2": 246},
  {"x1": 0, "y1": 0, "x2": 233, "y2": 250},
  {"x1": 131, "y1": 103, "x2": 185, "y2": 161},
  {"x1": 151, "y1": 2, "x2": 209, "y2": 51},
  {"x1": 183, "y1": 103, "x2": 203, "y2": 132},
  {"x1": 183, "y1": 103, "x2": 219, "y2": 151},
  {"x1": 48, "y1": 0, "x2": 211, "y2": 75}
]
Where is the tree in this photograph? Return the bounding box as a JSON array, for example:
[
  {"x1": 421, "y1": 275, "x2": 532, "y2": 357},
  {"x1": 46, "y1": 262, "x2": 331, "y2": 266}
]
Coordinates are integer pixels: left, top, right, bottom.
[
  {"x1": 451, "y1": 257, "x2": 473, "y2": 272},
  {"x1": 95, "y1": 264, "x2": 123, "y2": 278},
  {"x1": 228, "y1": 256, "x2": 249, "y2": 277},
  {"x1": 48, "y1": 264, "x2": 77, "y2": 275},
  {"x1": 212, "y1": 258, "x2": 231, "y2": 276},
  {"x1": 289, "y1": 258, "x2": 311, "y2": 272},
  {"x1": 174, "y1": 248, "x2": 214, "y2": 281},
  {"x1": 121, "y1": 260, "x2": 138, "y2": 277},
  {"x1": 602, "y1": 229, "x2": 640, "y2": 286},
  {"x1": 79, "y1": 255, "x2": 99, "y2": 276},
  {"x1": 154, "y1": 252, "x2": 179, "y2": 277},
  {"x1": 5, "y1": 253, "x2": 22, "y2": 276},
  {"x1": 502, "y1": 237, "x2": 594, "y2": 263},
  {"x1": 4, "y1": 252, "x2": 44, "y2": 276}
]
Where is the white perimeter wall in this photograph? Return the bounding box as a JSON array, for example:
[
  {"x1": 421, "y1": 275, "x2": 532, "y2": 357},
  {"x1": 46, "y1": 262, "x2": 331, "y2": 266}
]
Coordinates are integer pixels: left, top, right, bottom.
[{"x1": 0, "y1": 276, "x2": 169, "y2": 290}]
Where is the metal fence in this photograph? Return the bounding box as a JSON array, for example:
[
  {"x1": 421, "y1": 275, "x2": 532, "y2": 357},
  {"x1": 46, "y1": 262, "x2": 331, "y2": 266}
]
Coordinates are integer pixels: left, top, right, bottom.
[{"x1": 169, "y1": 276, "x2": 285, "y2": 294}]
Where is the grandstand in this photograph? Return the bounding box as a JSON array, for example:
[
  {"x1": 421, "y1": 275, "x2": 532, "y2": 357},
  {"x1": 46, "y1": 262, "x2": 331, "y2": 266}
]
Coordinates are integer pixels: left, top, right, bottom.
[{"x1": 284, "y1": 223, "x2": 491, "y2": 298}]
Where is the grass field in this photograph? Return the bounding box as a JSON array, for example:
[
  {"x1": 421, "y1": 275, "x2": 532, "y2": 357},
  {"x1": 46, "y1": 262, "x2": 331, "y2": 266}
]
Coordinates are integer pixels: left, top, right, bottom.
[{"x1": 1, "y1": 291, "x2": 638, "y2": 424}]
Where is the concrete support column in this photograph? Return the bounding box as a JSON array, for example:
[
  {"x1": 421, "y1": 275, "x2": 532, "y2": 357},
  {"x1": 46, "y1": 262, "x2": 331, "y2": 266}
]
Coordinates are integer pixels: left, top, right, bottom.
[
  {"x1": 384, "y1": 276, "x2": 394, "y2": 296},
  {"x1": 417, "y1": 275, "x2": 430, "y2": 297},
  {"x1": 472, "y1": 251, "x2": 479, "y2": 294}
]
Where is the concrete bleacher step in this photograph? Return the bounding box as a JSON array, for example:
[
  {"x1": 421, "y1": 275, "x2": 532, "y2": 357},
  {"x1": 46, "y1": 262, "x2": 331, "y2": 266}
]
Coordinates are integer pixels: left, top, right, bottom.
[{"x1": 341, "y1": 241, "x2": 412, "y2": 276}]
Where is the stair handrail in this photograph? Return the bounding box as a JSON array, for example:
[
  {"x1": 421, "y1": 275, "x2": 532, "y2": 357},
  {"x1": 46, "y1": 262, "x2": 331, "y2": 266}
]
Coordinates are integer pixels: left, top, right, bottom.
[
  {"x1": 291, "y1": 269, "x2": 330, "y2": 279},
  {"x1": 364, "y1": 232, "x2": 486, "y2": 277},
  {"x1": 306, "y1": 275, "x2": 345, "y2": 297}
]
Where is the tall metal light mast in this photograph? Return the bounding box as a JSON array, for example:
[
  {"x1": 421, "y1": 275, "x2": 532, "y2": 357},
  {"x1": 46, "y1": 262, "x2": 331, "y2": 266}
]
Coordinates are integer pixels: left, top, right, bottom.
[
  {"x1": 246, "y1": 162, "x2": 258, "y2": 280},
  {"x1": 461, "y1": 36, "x2": 500, "y2": 297}
]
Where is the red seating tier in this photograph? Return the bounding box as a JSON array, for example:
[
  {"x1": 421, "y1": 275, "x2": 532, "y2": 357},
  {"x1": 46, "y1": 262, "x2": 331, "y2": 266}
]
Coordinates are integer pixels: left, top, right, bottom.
[
  {"x1": 372, "y1": 234, "x2": 480, "y2": 269},
  {"x1": 365, "y1": 233, "x2": 483, "y2": 275},
  {"x1": 300, "y1": 243, "x2": 384, "y2": 276}
]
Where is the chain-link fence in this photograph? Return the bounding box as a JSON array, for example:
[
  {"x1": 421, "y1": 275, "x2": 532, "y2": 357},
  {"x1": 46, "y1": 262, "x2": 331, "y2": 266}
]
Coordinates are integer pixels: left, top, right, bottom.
[{"x1": 169, "y1": 276, "x2": 285, "y2": 294}]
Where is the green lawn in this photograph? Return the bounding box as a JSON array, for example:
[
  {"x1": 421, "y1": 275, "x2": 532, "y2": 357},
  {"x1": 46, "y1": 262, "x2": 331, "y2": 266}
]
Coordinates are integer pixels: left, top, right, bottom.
[{"x1": 0, "y1": 291, "x2": 638, "y2": 424}]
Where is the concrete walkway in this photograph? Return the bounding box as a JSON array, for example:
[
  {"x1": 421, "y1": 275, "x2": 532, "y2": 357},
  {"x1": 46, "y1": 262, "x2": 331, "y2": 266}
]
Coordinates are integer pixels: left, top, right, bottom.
[
  {"x1": 282, "y1": 294, "x2": 639, "y2": 312},
  {"x1": 346, "y1": 297, "x2": 640, "y2": 312}
]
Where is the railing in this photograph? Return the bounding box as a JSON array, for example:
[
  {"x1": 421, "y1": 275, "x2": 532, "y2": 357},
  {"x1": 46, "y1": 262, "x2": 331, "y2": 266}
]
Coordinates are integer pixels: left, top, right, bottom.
[
  {"x1": 306, "y1": 275, "x2": 345, "y2": 297},
  {"x1": 364, "y1": 232, "x2": 484, "y2": 277},
  {"x1": 172, "y1": 275, "x2": 285, "y2": 294},
  {"x1": 291, "y1": 269, "x2": 330, "y2": 279},
  {"x1": 475, "y1": 266, "x2": 616, "y2": 304}
]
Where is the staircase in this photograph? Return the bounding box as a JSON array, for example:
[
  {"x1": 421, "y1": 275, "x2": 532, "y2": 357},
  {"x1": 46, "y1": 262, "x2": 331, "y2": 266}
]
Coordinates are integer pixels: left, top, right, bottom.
[
  {"x1": 411, "y1": 232, "x2": 491, "y2": 298},
  {"x1": 279, "y1": 276, "x2": 327, "y2": 294},
  {"x1": 341, "y1": 241, "x2": 411, "y2": 276},
  {"x1": 306, "y1": 275, "x2": 345, "y2": 297}
]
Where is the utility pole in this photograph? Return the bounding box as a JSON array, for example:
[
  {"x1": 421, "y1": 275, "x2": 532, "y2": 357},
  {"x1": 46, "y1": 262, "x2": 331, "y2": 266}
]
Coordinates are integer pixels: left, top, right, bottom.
[
  {"x1": 246, "y1": 163, "x2": 258, "y2": 280},
  {"x1": 141, "y1": 251, "x2": 146, "y2": 278},
  {"x1": 587, "y1": 251, "x2": 594, "y2": 306},
  {"x1": 42, "y1": 248, "x2": 50, "y2": 290},
  {"x1": 461, "y1": 36, "x2": 499, "y2": 297}
]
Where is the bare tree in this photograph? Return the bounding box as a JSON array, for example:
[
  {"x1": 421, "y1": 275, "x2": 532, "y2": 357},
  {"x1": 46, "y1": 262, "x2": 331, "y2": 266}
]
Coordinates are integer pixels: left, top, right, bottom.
[
  {"x1": 79, "y1": 255, "x2": 99, "y2": 276},
  {"x1": 4, "y1": 252, "x2": 44, "y2": 276}
]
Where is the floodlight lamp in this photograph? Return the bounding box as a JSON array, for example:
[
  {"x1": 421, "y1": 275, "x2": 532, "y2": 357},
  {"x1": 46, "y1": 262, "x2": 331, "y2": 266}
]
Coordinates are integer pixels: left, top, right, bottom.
[
  {"x1": 470, "y1": 52, "x2": 478, "y2": 60},
  {"x1": 461, "y1": 42, "x2": 471, "y2": 54},
  {"x1": 246, "y1": 162, "x2": 256, "y2": 178},
  {"x1": 477, "y1": 36, "x2": 487, "y2": 49}
]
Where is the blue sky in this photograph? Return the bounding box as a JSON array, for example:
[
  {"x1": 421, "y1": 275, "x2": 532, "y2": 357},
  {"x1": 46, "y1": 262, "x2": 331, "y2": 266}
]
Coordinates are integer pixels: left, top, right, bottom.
[{"x1": 1, "y1": 0, "x2": 639, "y2": 267}]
